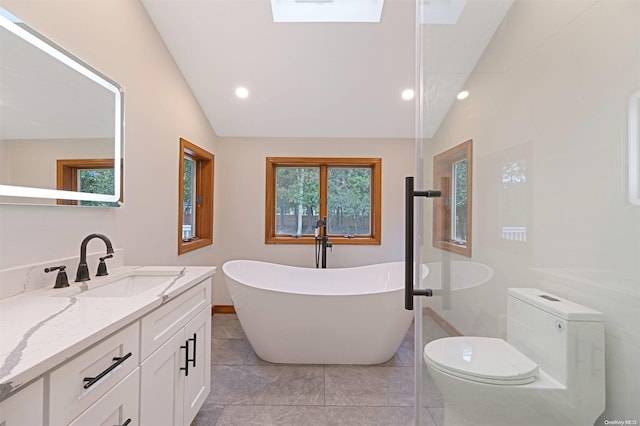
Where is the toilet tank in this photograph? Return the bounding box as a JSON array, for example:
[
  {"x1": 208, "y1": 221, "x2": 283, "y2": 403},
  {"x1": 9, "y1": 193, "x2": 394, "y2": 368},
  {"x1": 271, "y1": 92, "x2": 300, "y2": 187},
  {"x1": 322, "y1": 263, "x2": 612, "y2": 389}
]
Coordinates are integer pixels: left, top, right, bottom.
[{"x1": 506, "y1": 288, "x2": 604, "y2": 387}]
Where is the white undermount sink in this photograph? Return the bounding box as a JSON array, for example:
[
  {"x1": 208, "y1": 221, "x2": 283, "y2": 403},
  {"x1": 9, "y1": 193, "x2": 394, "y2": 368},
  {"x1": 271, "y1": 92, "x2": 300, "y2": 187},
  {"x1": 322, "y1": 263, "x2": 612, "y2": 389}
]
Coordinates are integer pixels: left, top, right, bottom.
[{"x1": 74, "y1": 268, "x2": 185, "y2": 298}]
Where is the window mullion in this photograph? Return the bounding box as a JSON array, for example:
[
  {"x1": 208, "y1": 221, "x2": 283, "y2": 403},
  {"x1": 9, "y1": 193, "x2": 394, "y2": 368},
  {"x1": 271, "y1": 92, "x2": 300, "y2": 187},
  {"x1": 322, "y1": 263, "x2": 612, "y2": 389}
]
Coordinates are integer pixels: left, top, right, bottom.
[{"x1": 319, "y1": 165, "x2": 328, "y2": 220}]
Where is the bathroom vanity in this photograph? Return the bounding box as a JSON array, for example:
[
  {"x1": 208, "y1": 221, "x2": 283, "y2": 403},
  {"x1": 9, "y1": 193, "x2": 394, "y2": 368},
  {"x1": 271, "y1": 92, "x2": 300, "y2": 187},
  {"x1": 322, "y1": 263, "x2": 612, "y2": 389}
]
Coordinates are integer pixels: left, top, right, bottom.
[{"x1": 0, "y1": 265, "x2": 215, "y2": 426}]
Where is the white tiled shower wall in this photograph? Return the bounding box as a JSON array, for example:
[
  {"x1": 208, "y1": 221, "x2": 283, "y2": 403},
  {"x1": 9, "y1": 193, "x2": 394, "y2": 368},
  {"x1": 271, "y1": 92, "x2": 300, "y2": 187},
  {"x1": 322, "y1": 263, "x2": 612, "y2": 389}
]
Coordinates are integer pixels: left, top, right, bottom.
[{"x1": 421, "y1": 1, "x2": 640, "y2": 423}]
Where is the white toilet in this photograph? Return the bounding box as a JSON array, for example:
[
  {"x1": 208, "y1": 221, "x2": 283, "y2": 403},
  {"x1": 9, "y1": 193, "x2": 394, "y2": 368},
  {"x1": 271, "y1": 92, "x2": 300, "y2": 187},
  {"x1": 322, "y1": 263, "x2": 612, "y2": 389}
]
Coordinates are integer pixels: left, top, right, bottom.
[{"x1": 423, "y1": 288, "x2": 605, "y2": 426}]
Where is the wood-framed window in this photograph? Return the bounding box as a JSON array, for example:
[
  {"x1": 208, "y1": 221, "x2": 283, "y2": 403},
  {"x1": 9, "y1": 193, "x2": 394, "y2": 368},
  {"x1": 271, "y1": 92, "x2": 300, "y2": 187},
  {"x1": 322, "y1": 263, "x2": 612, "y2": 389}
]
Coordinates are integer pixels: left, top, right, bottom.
[
  {"x1": 178, "y1": 138, "x2": 214, "y2": 255},
  {"x1": 433, "y1": 139, "x2": 472, "y2": 257},
  {"x1": 265, "y1": 157, "x2": 381, "y2": 245},
  {"x1": 56, "y1": 158, "x2": 123, "y2": 206}
]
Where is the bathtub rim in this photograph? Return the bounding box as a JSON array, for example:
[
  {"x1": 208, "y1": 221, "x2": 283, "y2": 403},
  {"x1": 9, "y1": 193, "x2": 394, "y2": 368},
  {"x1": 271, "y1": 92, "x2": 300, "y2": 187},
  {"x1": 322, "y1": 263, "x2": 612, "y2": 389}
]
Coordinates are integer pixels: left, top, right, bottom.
[{"x1": 222, "y1": 259, "x2": 423, "y2": 297}]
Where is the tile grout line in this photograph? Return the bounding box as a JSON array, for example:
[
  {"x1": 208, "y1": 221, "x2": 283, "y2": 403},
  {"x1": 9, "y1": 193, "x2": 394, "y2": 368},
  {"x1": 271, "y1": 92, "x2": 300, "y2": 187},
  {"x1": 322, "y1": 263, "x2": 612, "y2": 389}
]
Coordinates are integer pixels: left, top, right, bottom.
[
  {"x1": 323, "y1": 365, "x2": 326, "y2": 408},
  {"x1": 203, "y1": 312, "x2": 447, "y2": 425}
]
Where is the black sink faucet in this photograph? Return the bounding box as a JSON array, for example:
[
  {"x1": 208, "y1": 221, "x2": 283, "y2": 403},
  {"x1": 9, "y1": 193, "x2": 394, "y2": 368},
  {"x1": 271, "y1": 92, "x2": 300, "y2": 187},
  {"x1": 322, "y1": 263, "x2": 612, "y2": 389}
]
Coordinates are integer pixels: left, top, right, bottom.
[
  {"x1": 75, "y1": 233, "x2": 114, "y2": 282},
  {"x1": 45, "y1": 265, "x2": 69, "y2": 288}
]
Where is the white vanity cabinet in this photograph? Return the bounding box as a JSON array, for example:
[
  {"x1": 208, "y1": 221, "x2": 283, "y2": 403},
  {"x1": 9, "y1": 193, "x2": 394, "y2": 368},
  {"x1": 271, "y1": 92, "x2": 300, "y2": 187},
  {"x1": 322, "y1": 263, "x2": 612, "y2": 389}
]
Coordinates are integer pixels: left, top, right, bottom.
[
  {"x1": 0, "y1": 270, "x2": 213, "y2": 426},
  {"x1": 0, "y1": 378, "x2": 44, "y2": 425},
  {"x1": 140, "y1": 279, "x2": 211, "y2": 426}
]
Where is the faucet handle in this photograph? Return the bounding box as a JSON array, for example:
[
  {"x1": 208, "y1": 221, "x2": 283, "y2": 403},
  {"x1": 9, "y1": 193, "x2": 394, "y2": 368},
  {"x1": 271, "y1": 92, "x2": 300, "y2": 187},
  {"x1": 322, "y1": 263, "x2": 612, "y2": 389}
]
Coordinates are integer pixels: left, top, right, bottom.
[
  {"x1": 96, "y1": 254, "x2": 113, "y2": 277},
  {"x1": 45, "y1": 265, "x2": 70, "y2": 289}
]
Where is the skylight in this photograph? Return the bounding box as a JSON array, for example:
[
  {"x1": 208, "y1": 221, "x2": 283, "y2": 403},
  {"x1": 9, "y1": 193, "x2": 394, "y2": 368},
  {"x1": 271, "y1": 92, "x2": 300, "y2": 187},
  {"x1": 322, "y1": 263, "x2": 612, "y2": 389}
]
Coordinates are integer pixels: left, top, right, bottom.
[
  {"x1": 271, "y1": 0, "x2": 384, "y2": 23},
  {"x1": 421, "y1": 0, "x2": 466, "y2": 25}
]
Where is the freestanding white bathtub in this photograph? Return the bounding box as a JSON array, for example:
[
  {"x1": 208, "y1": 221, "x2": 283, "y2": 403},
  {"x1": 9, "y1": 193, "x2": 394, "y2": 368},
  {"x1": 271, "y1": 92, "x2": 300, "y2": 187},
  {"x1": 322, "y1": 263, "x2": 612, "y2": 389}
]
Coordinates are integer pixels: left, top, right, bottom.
[{"x1": 222, "y1": 260, "x2": 415, "y2": 364}]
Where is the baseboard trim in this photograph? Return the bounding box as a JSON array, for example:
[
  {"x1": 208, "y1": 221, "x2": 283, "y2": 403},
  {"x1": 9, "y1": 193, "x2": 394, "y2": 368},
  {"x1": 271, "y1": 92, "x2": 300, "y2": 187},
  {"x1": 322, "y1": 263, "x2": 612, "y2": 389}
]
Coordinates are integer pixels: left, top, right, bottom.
[
  {"x1": 212, "y1": 305, "x2": 236, "y2": 315},
  {"x1": 424, "y1": 307, "x2": 463, "y2": 336}
]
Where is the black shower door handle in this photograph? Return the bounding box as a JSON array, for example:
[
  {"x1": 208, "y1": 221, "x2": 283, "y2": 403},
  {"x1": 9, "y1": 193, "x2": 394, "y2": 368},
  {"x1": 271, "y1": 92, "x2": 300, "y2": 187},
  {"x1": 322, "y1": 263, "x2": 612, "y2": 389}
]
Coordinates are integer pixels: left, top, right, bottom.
[{"x1": 405, "y1": 176, "x2": 441, "y2": 310}]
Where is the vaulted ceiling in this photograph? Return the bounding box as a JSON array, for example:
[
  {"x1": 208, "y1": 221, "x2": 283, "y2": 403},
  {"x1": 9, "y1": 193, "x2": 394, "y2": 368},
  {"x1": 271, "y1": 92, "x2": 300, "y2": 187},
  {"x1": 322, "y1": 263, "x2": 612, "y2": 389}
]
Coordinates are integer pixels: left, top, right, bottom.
[{"x1": 141, "y1": 0, "x2": 511, "y2": 139}]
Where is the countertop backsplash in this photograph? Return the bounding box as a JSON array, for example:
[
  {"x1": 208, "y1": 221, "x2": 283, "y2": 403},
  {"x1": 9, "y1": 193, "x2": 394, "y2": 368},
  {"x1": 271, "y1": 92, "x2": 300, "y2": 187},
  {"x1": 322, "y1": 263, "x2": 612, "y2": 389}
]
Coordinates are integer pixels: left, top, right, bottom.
[{"x1": 0, "y1": 249, "x2": 125, "y2": 300}]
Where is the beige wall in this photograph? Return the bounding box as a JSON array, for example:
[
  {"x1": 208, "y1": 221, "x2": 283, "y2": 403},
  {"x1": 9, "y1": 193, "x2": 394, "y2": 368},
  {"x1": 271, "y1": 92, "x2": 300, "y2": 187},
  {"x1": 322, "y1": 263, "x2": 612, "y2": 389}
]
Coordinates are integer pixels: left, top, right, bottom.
[
  {"x1": 213, "y1": 137, "x2": 414, "y2": 304},
  {"x1": 0, "y1": 1, "x2": 415, "y2": 306},
  {"x1": 0, "y1": 1, "x2": 414, "y2": 307},
  {"x1": 421, "y1": 0, "x2": 640, "y2": 422},
  {"x1": 0, "y1": 0, "x2": 218, "y2": 270}
]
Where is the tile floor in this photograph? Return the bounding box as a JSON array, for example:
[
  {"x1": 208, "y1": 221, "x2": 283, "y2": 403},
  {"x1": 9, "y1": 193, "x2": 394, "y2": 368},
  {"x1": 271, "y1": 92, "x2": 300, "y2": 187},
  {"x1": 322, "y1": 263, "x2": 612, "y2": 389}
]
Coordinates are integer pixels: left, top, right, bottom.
[{"x1": 191, "y1": 313, "x2": 450, "y2": 426}]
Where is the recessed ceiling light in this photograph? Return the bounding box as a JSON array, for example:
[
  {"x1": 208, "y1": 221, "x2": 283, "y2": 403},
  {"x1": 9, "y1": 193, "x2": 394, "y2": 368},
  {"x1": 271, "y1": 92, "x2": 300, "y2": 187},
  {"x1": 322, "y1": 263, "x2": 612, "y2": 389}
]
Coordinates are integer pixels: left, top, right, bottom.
[
  {"x1": 402, "y1": 89, "x2": 415, "y2": 101},
  {"x1": 457, "y1": 90, "x2": 469, "y2": 100},
  {"x1": 235, "y1": 87, "x2": 249, "y2": 99}
]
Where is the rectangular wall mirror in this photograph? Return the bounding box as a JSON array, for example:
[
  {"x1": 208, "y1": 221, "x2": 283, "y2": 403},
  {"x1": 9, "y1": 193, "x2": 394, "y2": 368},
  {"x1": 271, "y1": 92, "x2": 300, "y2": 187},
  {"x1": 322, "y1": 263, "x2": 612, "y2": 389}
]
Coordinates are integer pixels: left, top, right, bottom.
[{"x1": 0, "y1": 7, "x2": 123, "y2": 206}]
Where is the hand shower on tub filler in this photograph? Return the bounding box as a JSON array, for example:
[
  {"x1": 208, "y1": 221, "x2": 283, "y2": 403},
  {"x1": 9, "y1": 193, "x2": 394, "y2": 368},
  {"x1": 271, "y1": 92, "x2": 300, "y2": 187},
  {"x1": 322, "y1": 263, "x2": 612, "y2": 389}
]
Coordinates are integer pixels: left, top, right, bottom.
[{"x1": 314, "y1": 216, "x2": 332, "y2": 268}]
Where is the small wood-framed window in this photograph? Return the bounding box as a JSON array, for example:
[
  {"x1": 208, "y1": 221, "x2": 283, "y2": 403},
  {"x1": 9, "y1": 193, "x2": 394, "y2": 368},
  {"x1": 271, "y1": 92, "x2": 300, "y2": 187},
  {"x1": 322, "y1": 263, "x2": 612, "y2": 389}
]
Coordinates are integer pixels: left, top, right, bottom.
[
  {"x1": 433, "y1": 140, "x2": 472, "y2": 257},
  {"x1": 265, "y1": 157, "x2": 381, "y2": 245},
  {"x1": 178, "y1": 138, "x2": 214, "y2": 255},
  {"x1": 56, "y1": 158, "x2": 123, "y2": 206}
]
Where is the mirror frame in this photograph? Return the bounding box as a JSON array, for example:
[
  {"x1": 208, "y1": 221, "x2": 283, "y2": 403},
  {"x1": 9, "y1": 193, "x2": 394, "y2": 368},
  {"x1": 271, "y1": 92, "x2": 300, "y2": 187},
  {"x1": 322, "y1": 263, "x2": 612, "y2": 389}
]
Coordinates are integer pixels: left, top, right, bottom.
[{"x1": 0, "y1": 10, "x2": 123, "y2": 204}]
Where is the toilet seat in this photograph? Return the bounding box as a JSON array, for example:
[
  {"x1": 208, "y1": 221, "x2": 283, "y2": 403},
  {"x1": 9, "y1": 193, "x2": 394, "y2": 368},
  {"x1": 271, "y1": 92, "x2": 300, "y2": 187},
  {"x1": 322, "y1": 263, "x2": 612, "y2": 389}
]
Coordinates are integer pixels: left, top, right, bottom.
[{"x1": 424, "y1": 336, "x2": 539, "y2": 385}]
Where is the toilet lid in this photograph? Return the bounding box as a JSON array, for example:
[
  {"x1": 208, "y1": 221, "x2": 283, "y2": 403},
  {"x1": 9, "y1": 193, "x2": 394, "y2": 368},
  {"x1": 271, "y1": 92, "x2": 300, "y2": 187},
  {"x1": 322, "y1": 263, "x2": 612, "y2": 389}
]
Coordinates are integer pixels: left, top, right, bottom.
[{"x1": 424, "y1": 336, "x2": 539, "y2": 385}]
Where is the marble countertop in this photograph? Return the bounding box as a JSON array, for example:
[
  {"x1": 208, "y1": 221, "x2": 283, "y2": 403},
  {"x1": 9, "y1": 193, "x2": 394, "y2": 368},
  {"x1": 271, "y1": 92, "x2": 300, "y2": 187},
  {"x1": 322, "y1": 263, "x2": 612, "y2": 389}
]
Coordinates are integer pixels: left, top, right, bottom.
[{"x1": 0, "y1": 265, "x2": 216, "y2": 400}]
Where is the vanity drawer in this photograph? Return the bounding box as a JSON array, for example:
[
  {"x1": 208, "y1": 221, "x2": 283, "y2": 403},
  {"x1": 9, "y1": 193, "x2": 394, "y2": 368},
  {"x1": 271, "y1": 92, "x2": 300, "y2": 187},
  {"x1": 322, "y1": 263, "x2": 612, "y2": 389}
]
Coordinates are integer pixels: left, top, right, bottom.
[
  {"x1": 140, "y1": 278, "x2": 211, "y2": 360},
  {"x1": 68, "y1": 368, "x2": 139, "y2": 426},
  {"x1": 49, "y1": 322, "x2": 139, "y2": 426}
]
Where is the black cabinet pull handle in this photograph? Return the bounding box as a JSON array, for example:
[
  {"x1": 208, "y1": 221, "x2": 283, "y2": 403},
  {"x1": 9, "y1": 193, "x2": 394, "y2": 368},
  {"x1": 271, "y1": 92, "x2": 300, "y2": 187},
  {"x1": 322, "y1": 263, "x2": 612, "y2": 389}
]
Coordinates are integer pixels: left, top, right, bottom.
[
  {"x1": 180, "y1": 343, "x2": 189, "y2": 376},
  {"x1": 83, "y1": 352, "x2": 132, "y2": 389},
  {"x1": 116, "y1": 419, "x2": 131, "y2": 426},
  {"x1": 188, "y1": 333, "x2": 197, "y2": 368},
  {"x1": 180, "y1": 333, "x2": 198, "y2": 376}
]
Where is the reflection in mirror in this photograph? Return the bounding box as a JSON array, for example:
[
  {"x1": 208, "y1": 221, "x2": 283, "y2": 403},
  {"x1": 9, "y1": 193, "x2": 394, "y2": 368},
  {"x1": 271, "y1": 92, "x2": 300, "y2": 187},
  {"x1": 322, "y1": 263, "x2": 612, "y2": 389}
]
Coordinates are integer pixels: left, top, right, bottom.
[
  {"x1": 500, "y1": 159, "x2": 527, "y2": 242},
  {"x1": 478, "y1": 141, "x2": 532, "y2": 254},
  {"x1": 433, "y1": 139, "x2": 473, "y2": 257},
  {"x1": 0, "y1": 7, "x2": 123, "y2": 206},
  {"x1": 56, "y1": 158, "x2": 123, "y2": 207}
]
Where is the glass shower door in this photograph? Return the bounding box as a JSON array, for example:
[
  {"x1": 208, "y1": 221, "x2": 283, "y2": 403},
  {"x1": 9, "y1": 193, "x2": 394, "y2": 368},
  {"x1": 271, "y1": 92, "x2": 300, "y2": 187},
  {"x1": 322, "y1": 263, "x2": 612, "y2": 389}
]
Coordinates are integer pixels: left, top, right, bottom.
[{"x1": 412, "y1": 0, "x2": 640, "y2": 424}]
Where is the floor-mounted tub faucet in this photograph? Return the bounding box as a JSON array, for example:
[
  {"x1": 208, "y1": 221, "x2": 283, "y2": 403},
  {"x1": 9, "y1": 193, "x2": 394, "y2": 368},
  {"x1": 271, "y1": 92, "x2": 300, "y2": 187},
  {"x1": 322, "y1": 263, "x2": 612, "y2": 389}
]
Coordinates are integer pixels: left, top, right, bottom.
[
  {"x1": 75, "y1": 233, "x2": 114, "y2": 282},
  {"x1": 314, "y1": 217, "x2": 332, "y2": 268}
]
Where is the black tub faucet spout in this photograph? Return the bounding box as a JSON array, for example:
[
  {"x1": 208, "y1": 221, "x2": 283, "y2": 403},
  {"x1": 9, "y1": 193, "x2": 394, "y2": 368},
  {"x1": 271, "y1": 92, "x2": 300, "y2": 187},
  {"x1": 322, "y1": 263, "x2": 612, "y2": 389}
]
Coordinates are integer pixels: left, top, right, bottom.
[{"x1": 75, "y1": 233, "x2": 114, "y2": 282}]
